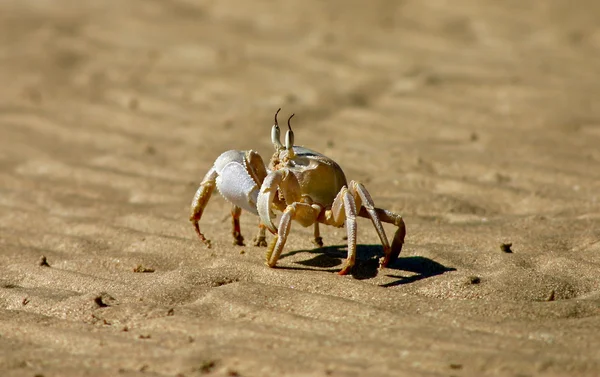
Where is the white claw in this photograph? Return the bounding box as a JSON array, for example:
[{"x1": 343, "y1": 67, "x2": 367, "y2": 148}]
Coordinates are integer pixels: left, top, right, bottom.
[{"x1": 214, "y1": 151, "x2": 260, "y2": 215}]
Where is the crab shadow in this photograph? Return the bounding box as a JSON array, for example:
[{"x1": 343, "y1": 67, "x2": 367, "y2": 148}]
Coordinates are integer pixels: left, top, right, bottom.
[{"x1": 278, "y1": 244, "x2": 455, "y2": 285}]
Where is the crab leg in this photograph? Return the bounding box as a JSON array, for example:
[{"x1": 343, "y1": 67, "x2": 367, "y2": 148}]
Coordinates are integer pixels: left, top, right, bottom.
[
  {"x1": 260, "y1": 168, "x2": 317, "y2": 266},
  {"x1": 266, "y1": 202, "x2": 321, "y2": 267},
  {"x1": 257, "y1": 169, "x2": 302, "y2": 234},
  {"x1": 358, "y1": 206, "x2": 406, "y2": 267},
  {"x1": 190, "y1": 168, "x2": 218, "y2": 247},
  {"x1": 349, "y1": 181, "x2": 389, "y2": 250},
  {"x1": 253, "y1": 222, "x2": 268, "y2": 247},
  {"x1": 257, "y1": 171, "x2": 284, "y2": 234},
  {"x1": 349, "y1": 181, "x2": 405, "y2": 267},
  {"x1": 322, "y1": 186, "x2": 358, "y2": 275},
  {"x1": 230, "y1": 204, "x2": 245, "y2": 246},
  {"x1": 313, "y1": 223, "x2": 323, "y2": 247}
]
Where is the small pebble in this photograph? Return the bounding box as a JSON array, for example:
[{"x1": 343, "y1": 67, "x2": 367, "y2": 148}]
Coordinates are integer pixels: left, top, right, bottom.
[{"x1": 39, "y1": 256, "x2": 50, "y2": 267}]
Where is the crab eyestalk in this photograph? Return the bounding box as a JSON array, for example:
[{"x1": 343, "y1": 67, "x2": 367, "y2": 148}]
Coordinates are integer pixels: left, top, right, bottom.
[
  {"x1": 285, "y1": 113, "x2": 296, "y2": 159},
  {"x1": 271, "y1": 108, "x2": 283, "y2": 150}
]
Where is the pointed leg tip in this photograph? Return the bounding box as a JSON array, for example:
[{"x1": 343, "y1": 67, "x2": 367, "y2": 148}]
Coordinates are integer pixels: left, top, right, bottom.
[
  {"x1": 313, "y1": 237, "x2": 324, "y2": 248},
  {"x1": 381, "y1": 242, "x2": 403, "y2": 268},
  {"x1": 380, "y1": 253, "x2": 398, "y2": 268},
  {"x1": 195, "y1": 232, "x2": 212, "y2": 248},
  {"x1": 264, "y1": 231, "x2": 282, "y2": 269},
  {"x1": 252, "y1": 236, "x2": 268, "y2": 247},
  {"x1": 193, "y1": 224, "x2": 212, "y2": 248},
  {"x1": 338, "y1": 265, "x2": 353, "y2": 275}
]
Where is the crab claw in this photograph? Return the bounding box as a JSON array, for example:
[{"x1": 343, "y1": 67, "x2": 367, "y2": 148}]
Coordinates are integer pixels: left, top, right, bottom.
[
  {"x1": 190, "y1": 149, "x2": 270, "y2": 247},
  {"x1": 257, "y1": 170, "x2": 284, "y2": 234},
  {"x1": 213, "y1": 150, "x2": 265, "y2": 215}
]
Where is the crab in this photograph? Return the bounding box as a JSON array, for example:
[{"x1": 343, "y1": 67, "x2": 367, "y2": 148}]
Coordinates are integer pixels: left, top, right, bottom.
[{"x1": 190, "y1": 109, "x2": 406, "y2": 275}]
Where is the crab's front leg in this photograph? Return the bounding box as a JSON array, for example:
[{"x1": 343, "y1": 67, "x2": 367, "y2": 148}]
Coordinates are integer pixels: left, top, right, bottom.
[
  {"x1": 257, "y1": 170, "x2": 286, "y2": 234},
  {"x1": 258, "y1": 169, "x2": 317, "y2": 267},
  {"x1": 190, "y1": 168, "x2": 218, "y2": 247},
  {"x1": 265, "y1": 202, "x2": 321, "y2": 267}
]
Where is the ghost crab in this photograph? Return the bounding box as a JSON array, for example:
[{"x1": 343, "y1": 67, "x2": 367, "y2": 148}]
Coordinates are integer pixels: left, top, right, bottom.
[{"x1": 190, "y1": 109, "x2": 406, "y2": 275}]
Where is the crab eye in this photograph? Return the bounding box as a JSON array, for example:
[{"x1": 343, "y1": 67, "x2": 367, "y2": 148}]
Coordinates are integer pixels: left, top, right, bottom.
[
  {"x1": 285, "y1": 114, "x2": 295, "y2": 150},
  {"x1": 271, "y1": 124, "x2": 282, "y2": 147},
  {"x1": 271, "y1": 108, "x2": 283, "y2": 149},
  {"x1": 285, "y1": 130, "x2": 294, "y2": 150}
]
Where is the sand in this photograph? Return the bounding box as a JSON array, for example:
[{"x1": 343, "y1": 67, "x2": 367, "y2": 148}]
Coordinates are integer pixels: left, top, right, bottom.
[{"x1": 1, "y1": 0, "x2": 600, "y2": 376}]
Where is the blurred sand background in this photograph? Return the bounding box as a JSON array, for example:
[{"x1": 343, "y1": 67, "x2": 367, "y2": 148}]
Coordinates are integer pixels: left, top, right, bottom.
[{"x1": 1, "y1": 0, "x2": 600, "y2": 376}]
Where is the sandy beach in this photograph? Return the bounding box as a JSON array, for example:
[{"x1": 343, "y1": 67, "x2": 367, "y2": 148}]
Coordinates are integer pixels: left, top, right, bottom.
[{"x1": 1, "y1": 0, "x2": 600, "y2": 376}]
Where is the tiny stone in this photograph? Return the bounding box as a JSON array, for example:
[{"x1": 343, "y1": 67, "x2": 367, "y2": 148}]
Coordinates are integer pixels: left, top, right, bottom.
[
  {"x1": 199, "y1": 360, "x2": 216, "y2": 374},
  {"x1": 39, "y1": 256, "x2": 50, "y2": 267},
  {"x1": 94, "y1": 296, "x2": 109, "y2": 308},
  {"x1": 94, "y1": 292, "x2": 116, "y2": 307},
  {"x1": 500, "y1": 243, "x2": 513, "y2": 253},
  {"x1": 133, "y1": 265, "x2": 155, "y2": 273},
  {"x1": 467, "y1": 276, "x2": 481, "y2": 284}
]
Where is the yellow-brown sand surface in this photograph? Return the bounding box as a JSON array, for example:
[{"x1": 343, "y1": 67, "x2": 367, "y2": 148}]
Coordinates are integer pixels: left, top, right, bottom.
[{"x1": 1, "y1": 1, "x2": 600, "y2": 376}]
